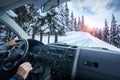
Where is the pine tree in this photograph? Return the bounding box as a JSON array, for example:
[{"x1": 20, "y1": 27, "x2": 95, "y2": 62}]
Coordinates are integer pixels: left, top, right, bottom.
[
  {"x1": 110, "y1": 14, "x2": 117, "y2": 46},
  {"x1": 64, "y1": 3, "x2": 70, "y2": 32},
  {"x1": 69, "y1": 12, "x2": 75, "y2": 31},
  {"x1": 53, "y1": 4, "x2": 65, "y2": 35},
  {"x1": 81, "y1": 15, "x2": 85, "y2": 31},
  {"x1": 44, "y1": 9, "x2": 59, "y2": 43},
  {"x1": 74, "y1": 18, "x2": 77, "y2": 31},
  {"x1": 117, "y1": 25, "x2": 120, "y2": 47},
  {"x1": 77, "y1": 17, "x2": 81, "y2": 31},
  {"x1": 14, "y1": 4, "x2": 40, "y2": 39},
  {"x1": 103, "y1": 19, "x2": 109, "y2": 42},
  {"x1": 97, "y1": 29, "x2": 102, "y2": 39}
]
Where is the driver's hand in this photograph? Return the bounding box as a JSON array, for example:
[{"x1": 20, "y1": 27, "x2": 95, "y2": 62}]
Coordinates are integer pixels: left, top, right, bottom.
[
  {"x1": 5, "y1": 39, "x2": 19, "y2": 46},
  {"x1": 17, "y1": 62, "x2": 33, "y2": 79}
]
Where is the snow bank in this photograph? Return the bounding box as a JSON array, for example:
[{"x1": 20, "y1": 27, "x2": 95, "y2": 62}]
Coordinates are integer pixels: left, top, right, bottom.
[{"x1": 35, "y1": 31, "x2": 120, "y2": 52}]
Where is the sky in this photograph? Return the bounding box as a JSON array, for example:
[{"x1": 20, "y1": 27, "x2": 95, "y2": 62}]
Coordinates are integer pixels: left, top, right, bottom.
[
  {"x1": 35, "y1": 31, "x2": 120, "y2": 52},
  {"x1": 67, "y1": 0, "x2": 120, "y2": 28}
]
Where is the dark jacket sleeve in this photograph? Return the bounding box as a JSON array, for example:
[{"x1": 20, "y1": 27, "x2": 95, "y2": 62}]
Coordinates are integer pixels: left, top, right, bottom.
[{"x1": 9, "y1": 74, "x2": 24, "y2": 80}]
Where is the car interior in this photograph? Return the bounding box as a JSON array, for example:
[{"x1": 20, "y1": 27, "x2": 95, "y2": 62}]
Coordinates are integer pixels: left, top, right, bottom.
[{"x1": 0, "y1": 0, "x2": 120, "y2": 80}]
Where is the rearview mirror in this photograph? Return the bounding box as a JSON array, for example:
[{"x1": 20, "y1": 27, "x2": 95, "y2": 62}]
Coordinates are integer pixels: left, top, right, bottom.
[{"x1": 41, "y1": 0, "x2": 59, "y2": 12}]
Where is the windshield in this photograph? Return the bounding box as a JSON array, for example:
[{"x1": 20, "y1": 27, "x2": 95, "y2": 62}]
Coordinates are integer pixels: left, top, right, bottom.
[{"x1": 2, "y1": 0, "x2": 120, "y2": 52}]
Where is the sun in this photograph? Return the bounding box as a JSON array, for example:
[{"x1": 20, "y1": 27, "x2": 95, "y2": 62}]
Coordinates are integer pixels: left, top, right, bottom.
[{"x1": 85, "y1": 16, "x2": 103, "y2": 29}]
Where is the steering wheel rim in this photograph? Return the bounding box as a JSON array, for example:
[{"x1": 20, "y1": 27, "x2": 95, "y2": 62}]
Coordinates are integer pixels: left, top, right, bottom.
[
  {"x1": 17, "y1": 39, "x2": 29, "y2": 58},
  {"x1": 1, "y1": 39, "x2": 29, "y2": 71}
]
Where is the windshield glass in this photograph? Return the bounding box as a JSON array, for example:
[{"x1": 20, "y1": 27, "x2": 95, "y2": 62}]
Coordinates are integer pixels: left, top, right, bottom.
[{"x1": 4, "y1": 0, "x2": 120, "y2": 52}]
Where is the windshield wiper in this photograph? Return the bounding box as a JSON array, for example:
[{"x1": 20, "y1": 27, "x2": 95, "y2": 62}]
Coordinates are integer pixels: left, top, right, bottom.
[
  {"x1": 91, "y1": 47, "x2": 109, "y2": 50},
  {"x1": 51, "y1": 43, "x2": 78, "y2": 48}
]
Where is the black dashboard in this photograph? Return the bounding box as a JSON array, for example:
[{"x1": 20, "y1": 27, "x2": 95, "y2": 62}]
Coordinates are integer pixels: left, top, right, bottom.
[
  {"x1": 27, "y1": 43, "x2": 120, "y2": 80},
  {"x1": 38, "y1": 45, "x2": 76, "y2": 74}
]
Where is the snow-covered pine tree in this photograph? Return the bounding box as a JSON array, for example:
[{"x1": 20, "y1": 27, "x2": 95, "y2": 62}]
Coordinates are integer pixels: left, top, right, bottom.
[
  {"x1": 93, "y1": 28, "x2": 99, "y2": 37},
  {"x1": 44, "y1": 9, "x2": 60, "y2": 43},
  {"x1": 14, "y1": 4, "x2": 40, "y2": 39},
  {"x1": 69, "y1": 12, "x2": 75, "y2": 31},
  {"x1": 53, "y1": 4, "x2": 65, "y2": 35},
  {"x1": 102, "y1": 19, "x2": 109, "y2": 43},
  {"x1": 117, "y1": 25, "x2": 120, "y2": 47},
  {"x1": 74, "y1": 18, "x2": 77, "y2": 31},
  {"x1": 14, "y1": 6, "x2": 29, "y2": 27},
  {"x1": 77, "y1": 17, "x2": 82, "y2": 31},
  {"x1": 110, "y1": 14, "x2": 118, "y2": 46},
  {"x1": 50, "y1": 9, "x2": 59, "y2": 43},
  {"x1": 64, "y1": 3, "x2": 70, "y2": 32},
  {"x1": 81, "y1": 15, "x2": 85, "y2": 32},
  {"x1": 97, "y1": 29, "x2": 102, "y2": 39}
]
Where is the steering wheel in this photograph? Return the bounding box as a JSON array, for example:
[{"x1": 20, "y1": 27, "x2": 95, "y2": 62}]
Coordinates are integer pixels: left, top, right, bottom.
[{"x1": 1, "y1": 39, "x2": 29, "y2": 71}]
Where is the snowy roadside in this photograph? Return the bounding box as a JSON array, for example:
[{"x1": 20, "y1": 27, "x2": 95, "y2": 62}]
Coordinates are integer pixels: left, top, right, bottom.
[{"x1": 35, "y1": 31, "x2": 120, "y2": 52}]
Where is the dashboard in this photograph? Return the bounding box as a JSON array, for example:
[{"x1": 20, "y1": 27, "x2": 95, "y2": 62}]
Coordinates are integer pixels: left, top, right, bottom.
[
  {"x1": 34, "y1": 44, "x2": 76, "y2": 75},
  {"x1": 28, "y1": 43, "x2": 120, "y2": 80}
]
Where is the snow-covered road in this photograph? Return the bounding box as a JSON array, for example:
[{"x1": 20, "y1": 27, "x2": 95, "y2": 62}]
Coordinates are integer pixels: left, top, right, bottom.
[{"x1": 35, "y1": 31, "x2": 120, "y2": 52}]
